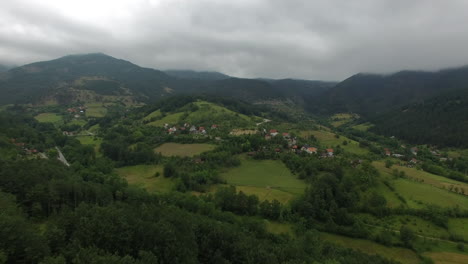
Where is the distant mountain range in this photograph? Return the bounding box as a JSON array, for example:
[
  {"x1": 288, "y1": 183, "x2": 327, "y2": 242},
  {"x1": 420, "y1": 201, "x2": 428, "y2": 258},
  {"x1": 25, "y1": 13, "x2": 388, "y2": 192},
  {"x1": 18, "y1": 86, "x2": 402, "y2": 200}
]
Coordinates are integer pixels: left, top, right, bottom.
[
  {"x1": 0, "y1": 53, "x2": 334, "y2": 105},
  {"x1": 0, "y1": 65, "x2": 11, "y2": 72}
]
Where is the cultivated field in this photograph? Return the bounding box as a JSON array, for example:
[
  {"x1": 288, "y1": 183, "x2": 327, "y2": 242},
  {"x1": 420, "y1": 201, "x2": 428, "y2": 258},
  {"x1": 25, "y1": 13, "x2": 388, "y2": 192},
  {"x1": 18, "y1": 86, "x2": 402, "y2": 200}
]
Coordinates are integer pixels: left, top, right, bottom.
[
  {"x1": 230, "y1": 129, "x2": 258, "y2": 136},
  {"x1": 35, "y1": 113, "x2": 63, "y2": 124},
  {"x1": 154, "y1": 143, "x2": 216, "y2": 157},
  {"x1": 221, "y1": 158, "x2": 306, "y2": 203},
  {"x1": 115, "y1": 165, "x2": 175, "y2": 193},
  {"x1": 424, "y1": 252, "x2": 468, "y2": 264}
]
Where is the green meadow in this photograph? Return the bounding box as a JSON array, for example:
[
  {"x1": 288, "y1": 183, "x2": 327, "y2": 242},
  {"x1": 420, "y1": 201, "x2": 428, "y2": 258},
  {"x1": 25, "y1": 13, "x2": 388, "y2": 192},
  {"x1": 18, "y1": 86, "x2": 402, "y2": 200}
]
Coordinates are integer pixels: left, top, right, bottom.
[
  {"x1": 35, "y1": 113, "x2": 63, "y2": 124},
  {"x1": 115, "y1": 165, "x2": 175, "y2": 193},
  {"x1": 221, "y1": 158, "x2": 306, "y2": 203},
  {"x1": 301, "y1": 129, "x2": 368, "y2": 155}
]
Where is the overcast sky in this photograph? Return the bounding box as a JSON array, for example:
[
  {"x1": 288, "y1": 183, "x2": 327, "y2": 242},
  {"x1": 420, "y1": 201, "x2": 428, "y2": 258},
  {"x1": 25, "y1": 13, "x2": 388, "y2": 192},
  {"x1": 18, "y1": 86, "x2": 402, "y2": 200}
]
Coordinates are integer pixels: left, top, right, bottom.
[{"x1": 1, "y1": 0, "x2": 468, "y2": 80}]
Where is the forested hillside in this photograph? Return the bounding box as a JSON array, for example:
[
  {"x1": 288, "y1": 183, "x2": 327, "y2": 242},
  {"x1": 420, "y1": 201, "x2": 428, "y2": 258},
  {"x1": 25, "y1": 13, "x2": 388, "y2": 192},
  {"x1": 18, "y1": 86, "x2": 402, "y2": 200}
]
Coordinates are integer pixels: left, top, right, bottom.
[{"x1": 370, "y1": 89, "x2": 468, "y2": 147}]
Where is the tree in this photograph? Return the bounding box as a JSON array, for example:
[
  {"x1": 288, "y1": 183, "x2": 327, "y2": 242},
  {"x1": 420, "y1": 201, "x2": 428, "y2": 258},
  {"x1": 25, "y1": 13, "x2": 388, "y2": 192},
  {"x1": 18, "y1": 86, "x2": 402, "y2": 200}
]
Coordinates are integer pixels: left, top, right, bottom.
[{"x1": 400, "y1": 225, "x2": 415, "y2": 247}]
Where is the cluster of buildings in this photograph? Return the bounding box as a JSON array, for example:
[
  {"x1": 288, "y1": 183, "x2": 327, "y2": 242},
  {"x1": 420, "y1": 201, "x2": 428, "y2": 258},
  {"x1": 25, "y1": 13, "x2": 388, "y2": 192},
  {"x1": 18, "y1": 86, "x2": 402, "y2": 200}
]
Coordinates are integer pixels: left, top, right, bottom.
[
  {"x1": 264, "y1": 129, "x2": 334, "y2": 157},
  {"x1": 10, "y1": 138, "x2": 39, "y2": 155},
  {"x1": 67, "y1": 106, "x2": 86, "y2": 118},
  {"x1": 164, "y1": 123, "x2": 218, "y2": 135}
]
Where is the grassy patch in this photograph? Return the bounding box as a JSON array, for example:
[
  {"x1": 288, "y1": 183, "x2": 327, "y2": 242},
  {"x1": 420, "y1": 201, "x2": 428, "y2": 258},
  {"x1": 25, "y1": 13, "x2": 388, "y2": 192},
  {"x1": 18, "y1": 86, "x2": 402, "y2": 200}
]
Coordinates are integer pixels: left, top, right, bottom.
[
  {"x1": 154, "y1": 143, "x2": 216, "y2": 157},
  {"x1": 353, "y1": 123, "x2": 374, "y2": 131},
  {"x1": 115, "y1": 165, "x2": 175, "y2": 193},
  {"x1": 76, "y1": 136, "x2": 103, "y2": 154},
  {"x1": 221, "y1": 158, "x2": 306, "y2": 203},
  {"x1": 35, "y1": 113, "x2": 63, "y2": 124},
  {"x1": 320, "y1": 232, "x2": 420, "y2": 264},
  {"x1": 265, "y1": 221, "x2": 294, "y2": 236}
]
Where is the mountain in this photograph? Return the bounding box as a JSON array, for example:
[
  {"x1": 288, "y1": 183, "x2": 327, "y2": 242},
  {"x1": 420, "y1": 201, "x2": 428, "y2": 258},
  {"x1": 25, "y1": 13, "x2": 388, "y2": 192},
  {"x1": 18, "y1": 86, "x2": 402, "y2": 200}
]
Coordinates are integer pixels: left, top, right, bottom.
[
  {"x1": 164, "y1": 69, "x2": 230, "y2": 80},
  {"x1": 0, "y1": 53, "x2": 332, "y2": 106},
  {"x1": 0, "y1": 65, "x2": 10, "y2": 72},
  {"x1": 370, "y1": 88, "x2": 468, "y2": 147},
  {"x1": 0, "y1": 53, "x2": 174, "y2": 105},
  {"x1": 317, "y1": 66, "x2": 468, "y2": 116}
]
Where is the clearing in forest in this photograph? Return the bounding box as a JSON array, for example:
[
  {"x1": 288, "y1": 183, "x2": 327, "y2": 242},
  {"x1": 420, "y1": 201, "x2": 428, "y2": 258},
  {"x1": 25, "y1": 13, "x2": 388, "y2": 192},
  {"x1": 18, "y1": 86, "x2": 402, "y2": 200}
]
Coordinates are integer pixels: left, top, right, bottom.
[
  {"x1": 115, "y1": 164, "x2": 175, "y2": 193},
  {"x1": 221, "y1": 158, "x2": 306, "y2": 203}
]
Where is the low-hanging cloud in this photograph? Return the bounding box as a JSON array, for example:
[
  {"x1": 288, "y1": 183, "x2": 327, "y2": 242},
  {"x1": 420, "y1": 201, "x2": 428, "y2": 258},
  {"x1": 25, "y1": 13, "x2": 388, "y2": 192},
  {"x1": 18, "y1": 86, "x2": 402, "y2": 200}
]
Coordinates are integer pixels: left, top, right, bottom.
[{"x1": 1, "y1": 0, "x2": 468, "y2": 81}]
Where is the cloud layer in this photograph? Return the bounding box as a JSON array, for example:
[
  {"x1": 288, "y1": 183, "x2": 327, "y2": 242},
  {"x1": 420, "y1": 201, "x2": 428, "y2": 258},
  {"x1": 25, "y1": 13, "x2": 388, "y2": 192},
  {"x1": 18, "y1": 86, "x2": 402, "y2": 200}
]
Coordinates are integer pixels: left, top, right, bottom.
[{"x1": 1, "y1": 0, "x2": 468, "y2": 80}]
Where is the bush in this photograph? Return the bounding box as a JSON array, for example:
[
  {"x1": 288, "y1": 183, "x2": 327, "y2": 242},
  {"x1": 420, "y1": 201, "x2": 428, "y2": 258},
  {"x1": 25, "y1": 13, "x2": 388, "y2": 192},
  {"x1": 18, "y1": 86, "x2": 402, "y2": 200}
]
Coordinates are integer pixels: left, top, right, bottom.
[{"x1": 457, "y1": 242, "x2": 465, "y2": 252}]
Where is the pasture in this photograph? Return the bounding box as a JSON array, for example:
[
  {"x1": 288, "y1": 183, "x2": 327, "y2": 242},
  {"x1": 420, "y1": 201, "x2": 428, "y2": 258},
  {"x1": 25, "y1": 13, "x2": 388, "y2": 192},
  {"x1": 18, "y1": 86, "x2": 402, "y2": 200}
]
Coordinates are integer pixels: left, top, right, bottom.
[
  {"x1": 424, "y1": 252, "x2": 468, "y2": 264},
  {"x1": 221, "y1": 158, "x2": 306, "y2": 203},
  {"x1": 301, "y1": 129, "x2": 368, "y2": 155},
  {"x1": 154, "y1": 143, "x2": 216, "y2": 157},
  {"x1": 35, "y1": 113, "x2": 63, "y2": 124},
  {"x1": 320, "y1": 232, "x2": 420, "y2": 264},
  {"x1": 115, "y1": 165, "x2": 175, "y2": 193}
]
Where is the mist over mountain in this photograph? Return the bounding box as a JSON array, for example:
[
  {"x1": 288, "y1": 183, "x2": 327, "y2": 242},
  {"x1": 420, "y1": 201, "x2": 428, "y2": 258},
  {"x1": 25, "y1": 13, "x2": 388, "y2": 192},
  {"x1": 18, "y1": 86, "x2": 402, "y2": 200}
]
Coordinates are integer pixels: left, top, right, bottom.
[{"x1": 164, "y1": 70, "x2": 230, "y2": 80}]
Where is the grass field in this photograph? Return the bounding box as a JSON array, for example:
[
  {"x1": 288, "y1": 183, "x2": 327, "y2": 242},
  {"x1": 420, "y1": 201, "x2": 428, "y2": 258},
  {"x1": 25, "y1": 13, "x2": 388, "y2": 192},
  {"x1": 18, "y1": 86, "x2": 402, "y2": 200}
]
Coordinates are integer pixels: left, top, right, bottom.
[
  {"x1": 35, "y1": 113, "x2": 63, "y2": 124},
  {"x1": 221, "y1": 158, "x2": 306, "y2": 203},
  {"x1": 301, "y1": 129, "x2": 368, "y2": 155},
  {"x1": 85, "y1": 103, "x2": 108, "y2": 118},
  {"x1": 320, "y1": 232, "x2": 420, "y2": 264},
  {"x1": 115, "y1": 165, "x2": 175, "y2": 193},
  {"x1": 372, "y1": 161, "x2": 468, "y2": 210},
  {"x1": 374, "y1": 162, "x2": 468, "y2": 196},
  {"x1": 154, "y1": 143, "x2": 216, "y2": 157},
  {"x1": 374, "y1": 180, "x2": 405, "y2": 208},
  {"x1": 448, "y1": 218, "x2": 468, "y2": 241},
  {"x1": 147, "y1": 112, "x2": 185, "y2": 127},
  {"x1": 392, "y1": 178, "x2": 468, "y2": 210}
]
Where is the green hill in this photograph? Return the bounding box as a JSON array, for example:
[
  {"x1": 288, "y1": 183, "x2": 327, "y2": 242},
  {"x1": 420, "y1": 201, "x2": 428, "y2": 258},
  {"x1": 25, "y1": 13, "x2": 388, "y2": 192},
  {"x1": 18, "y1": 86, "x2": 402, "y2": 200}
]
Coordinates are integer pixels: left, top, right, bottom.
[{"x1": 146, "y1": 100, "x2": 257, "y2": 128}]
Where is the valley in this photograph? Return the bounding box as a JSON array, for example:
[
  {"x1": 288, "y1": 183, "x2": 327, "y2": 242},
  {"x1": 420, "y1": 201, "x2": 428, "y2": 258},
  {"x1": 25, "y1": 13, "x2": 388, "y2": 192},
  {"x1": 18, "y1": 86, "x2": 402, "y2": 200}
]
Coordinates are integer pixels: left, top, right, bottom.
[{"x1": 1, "y1": 55, "x2": 468, "y2": 264}]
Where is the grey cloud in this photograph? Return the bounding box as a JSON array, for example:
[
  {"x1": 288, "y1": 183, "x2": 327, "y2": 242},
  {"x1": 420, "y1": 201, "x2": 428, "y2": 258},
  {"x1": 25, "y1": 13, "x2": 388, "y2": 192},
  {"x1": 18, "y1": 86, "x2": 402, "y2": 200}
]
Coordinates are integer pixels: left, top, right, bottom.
[{"x1": 1, "y1": 0, "x2": 468, "y2": 80}]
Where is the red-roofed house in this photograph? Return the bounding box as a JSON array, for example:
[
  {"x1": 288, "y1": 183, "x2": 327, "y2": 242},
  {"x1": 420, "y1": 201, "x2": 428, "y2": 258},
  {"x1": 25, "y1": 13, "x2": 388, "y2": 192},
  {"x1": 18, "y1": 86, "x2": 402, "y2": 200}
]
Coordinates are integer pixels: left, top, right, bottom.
[
  {"x1": 270, "y1": 129, "x2": 278, "y2": 137},
  {"x1": 306, "y1": 147, "x2": 317, "y2": 154},
  {"x1": 326, "y1": 148, "x2": 334, "y2": 157}
]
